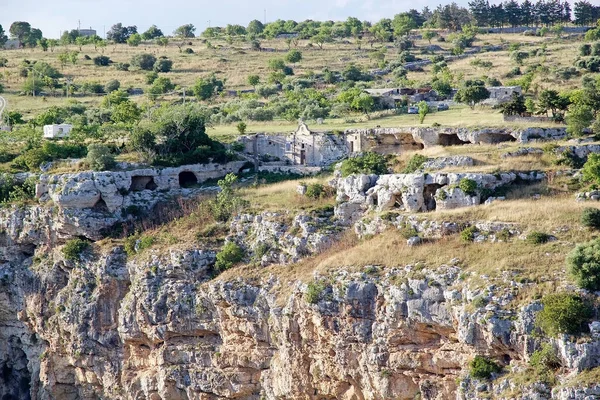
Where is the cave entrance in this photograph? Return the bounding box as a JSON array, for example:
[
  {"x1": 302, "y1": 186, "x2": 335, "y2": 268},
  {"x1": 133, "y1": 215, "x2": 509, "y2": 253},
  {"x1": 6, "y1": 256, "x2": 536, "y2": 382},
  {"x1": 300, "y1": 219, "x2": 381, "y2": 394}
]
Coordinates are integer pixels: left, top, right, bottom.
[
  {"x1": 439, "y1": 134, "x2": 470, "y2": 146},
  {"x1": 130, "y1": 176, "x2": 158, "y2": 191},
  {"x1": 92, "y1": 196, "x2": 109, "y2": 212},
  {"x1": 423, "y1": 184, "x2": 443, "y2": 211},
  {"x1": 178, "y1": 171, "x2": 198, "y2": 188},
  {"x1": 480, "y1": 133, "x2": 517, "y2": 144}
]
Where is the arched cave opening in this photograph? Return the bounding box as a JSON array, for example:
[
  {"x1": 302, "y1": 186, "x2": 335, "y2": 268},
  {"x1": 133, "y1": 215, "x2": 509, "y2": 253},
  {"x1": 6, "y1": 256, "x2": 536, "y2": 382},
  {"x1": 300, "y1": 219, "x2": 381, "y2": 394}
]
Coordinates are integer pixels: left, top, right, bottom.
[
  {"x1": 178, "y1": 171, "x2": 198, "y2": 188},
  {"x1": 92, "y1": 196, "x2": 109, "y2": 213},
  {"x1": 423, "y1": 184, "x2": 443, "y2": 211}
]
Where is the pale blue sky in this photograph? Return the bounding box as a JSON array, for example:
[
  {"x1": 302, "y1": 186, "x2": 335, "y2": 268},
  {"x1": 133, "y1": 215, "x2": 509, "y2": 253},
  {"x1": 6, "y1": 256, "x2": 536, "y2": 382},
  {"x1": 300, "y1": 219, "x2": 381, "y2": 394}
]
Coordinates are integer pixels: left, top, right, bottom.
[{"x1": 2, "y1": 0, "x2": 578, "y2": 39}]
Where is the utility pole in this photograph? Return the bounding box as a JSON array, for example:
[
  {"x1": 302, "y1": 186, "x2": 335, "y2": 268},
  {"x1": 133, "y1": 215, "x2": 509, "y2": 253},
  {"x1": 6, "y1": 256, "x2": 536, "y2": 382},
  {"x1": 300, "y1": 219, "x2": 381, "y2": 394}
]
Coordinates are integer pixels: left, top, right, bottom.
[
  {"x1": 264, "y1": 9, "x2": 267, "y2": 24},
  {"x1": 182, "y1": 88, "x2": 186, "y2": 104}
]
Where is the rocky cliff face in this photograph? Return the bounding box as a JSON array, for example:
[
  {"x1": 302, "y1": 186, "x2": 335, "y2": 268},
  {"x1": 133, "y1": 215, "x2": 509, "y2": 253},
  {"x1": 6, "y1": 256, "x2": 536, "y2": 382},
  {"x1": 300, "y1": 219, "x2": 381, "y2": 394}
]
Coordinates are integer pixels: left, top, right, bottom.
[{"x1": 0, "y1": 170, "x2": 599, "y2": 399}]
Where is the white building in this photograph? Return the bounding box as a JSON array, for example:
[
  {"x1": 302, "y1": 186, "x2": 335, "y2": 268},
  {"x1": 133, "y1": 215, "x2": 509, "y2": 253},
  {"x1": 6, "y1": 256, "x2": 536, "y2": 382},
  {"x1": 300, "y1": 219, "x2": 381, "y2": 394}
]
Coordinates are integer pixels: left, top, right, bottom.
[{"x1": 43, "y1": 124, "x2": 73, "y2": 139}]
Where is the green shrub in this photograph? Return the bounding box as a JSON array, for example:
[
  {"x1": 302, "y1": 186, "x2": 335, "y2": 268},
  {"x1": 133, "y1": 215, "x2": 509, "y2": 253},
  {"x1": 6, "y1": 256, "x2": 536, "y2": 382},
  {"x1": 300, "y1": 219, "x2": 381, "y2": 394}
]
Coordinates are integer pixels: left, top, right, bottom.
[
  {"x1": 581, "y1": 208, "x2": 600, "y2": 230},
  {"x1": 472, "y1": 296, "x2": 488, "y2": 308},
  {"x1": 196, "y1": 223, "x2": 228, "y2": 240},
  {"x1": 340, "y1": 152, "x2": 389, "y2": 177},
  {"x1": 402, "y1": 154, "x2": 428, "y2": 173},
  {"x1": 459, "y1": 178, "x2": 477, "y2": 196},
  {"x1": 460, "y1": 226, "x2": 478, "y2": 242},
  {"x1": 567, "y1": 238, "x2": 600, "y2": 290},
  {"x1": 215, "y1": 242, "x2": 244, "y2": 272},
  {"x1": 526, "y1": 231, "x2": 550, "y2": 245},
  {"x1": 536, "y1": 293, "x2": 593, "y2": 337},
  {"x1": 124, "y1": 234, "x2": 155, "y2": 256},
  {"x1": 131, "y1": 53, "x2": 157, "y2": 71},
  {"x1": 583, "y1": 153, "x2": 600, "y2": 185},
  {"x1": 62, "y1": 238, "x2": 90, "y2": 261},
  {"x1": 470, "y1": 355, "x2": 502, "y2": 380},
  {"x1": 211, "y1": 173, "x2": 249, "y2": 222},
  {"x1": 530, "y1": 343, "x2": 561, "y2": 373},
  {"x1": 153, "y1": 58, "x2": 173, "y2": 73},
  {"x1": 86, "y1": 144, "x2": 116, "y2": 171},
  {"x1": 305, "y1": 281, "x2": 326, "y2": 304},
  {"x1": 305, "y1": 183, "x2": 326, "y2": 199},
  {"x1": 399, "y1": 223, "x2": 418, "y2": 239}
]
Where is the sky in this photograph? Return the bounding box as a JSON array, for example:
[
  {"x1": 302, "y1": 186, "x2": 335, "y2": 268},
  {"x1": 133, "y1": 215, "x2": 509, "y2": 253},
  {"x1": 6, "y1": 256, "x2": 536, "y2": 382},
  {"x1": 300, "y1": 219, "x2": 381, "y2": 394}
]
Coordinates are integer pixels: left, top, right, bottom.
[{"x1": 2, "y1": 0, "x2": 579, "y2": 39}]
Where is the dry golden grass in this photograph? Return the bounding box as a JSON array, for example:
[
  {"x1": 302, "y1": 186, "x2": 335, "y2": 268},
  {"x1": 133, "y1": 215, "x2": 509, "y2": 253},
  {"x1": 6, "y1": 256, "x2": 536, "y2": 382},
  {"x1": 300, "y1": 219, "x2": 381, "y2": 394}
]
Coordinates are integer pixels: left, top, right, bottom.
[{"x1": 239, "y1": 175, "x2": 335, "y2": 212}]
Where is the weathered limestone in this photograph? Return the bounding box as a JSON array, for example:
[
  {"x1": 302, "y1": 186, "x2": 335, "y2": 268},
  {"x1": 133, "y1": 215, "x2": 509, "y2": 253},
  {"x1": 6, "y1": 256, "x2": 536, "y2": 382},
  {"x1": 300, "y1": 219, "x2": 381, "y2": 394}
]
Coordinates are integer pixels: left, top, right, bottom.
[{"x1": 333, "y1": 171, "x2": 544, "y2": 221}]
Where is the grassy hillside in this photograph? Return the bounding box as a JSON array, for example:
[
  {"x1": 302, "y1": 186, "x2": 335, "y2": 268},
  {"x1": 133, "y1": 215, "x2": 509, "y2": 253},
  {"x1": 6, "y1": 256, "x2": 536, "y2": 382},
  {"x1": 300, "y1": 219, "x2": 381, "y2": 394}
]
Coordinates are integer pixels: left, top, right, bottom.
[{"x1": 0, "y1": 29, "x2": 588, "y2": 135}]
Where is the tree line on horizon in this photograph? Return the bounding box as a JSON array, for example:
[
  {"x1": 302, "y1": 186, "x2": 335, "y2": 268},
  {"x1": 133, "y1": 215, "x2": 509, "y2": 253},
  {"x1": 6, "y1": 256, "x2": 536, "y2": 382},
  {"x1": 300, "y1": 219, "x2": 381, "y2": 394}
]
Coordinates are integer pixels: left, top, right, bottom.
[{"x1": 0, "y1": 0, "x2": 599, "y2": 51}]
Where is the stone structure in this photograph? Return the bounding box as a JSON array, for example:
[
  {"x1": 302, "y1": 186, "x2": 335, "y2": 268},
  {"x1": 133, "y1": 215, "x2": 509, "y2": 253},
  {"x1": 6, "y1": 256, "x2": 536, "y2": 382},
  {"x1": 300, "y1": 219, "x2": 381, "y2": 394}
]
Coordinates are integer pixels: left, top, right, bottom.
[
  {"x1": 241, "y1": 124, "x2": 567, "y2": 169},
  {"x1": 333, "y1": 171, "x2": 545, "y2": 224},
  {"x1": 240, "y1": 122, "x2": 350, "y2": 167},
  {"x1": 484, "y1": 86, "x2": 522, "y2": 105}
]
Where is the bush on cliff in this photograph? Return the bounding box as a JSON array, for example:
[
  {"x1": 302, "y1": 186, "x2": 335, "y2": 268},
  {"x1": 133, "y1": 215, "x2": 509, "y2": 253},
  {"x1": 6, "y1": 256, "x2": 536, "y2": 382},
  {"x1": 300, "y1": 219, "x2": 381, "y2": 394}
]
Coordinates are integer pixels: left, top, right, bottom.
[
  {"x1": 215, "y1": 242, "x2": 244, "y2": 272},
  {"x1": 536, "y1": 293, "x2": 593, "y2": 337},
  {"x1": 340, "y1": 152, "x2": 389, "y2": 177},
  {"x1": 567, "y1": 239, "x2": 600, "y2": 290},
  {"x1": 401, "y1": 154, "x2": 428, "y2": 173},
  {"x1": 62, "y1": 238, "x2": 90, "y2": 261},
  {"x1": 469, "y1": 355, "x2": 502, "y2": 379},
  {"x1": 86, "y1": 144, "x2": 116, "y2": 171}
]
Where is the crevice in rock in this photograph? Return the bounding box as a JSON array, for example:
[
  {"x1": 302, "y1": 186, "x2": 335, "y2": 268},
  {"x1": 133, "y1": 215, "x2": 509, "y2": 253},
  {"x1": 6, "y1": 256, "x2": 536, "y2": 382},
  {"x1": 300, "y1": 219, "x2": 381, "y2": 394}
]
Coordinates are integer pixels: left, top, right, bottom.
[{"x1": 423, "y1": 184, "x2": 443, "y2": 211}]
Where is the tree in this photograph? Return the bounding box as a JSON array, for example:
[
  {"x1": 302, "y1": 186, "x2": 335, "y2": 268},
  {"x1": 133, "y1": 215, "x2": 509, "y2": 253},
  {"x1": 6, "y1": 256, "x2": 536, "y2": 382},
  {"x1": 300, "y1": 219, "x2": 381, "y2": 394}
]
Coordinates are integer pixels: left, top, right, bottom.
[
  {"x1": 37, "y1": 38, "x2": 48, "y2": 52},
  {"x1": 500, "y1": 93, "x2": 527, "y2": 116},
  {"x1": 417, "y1": 101, "x2": 430, "y2": 124},
  {"x1": 352, "y1": 93, "x2": 375, "y2": 115},
  {"x1": 154, "y1": 58, "x2": 173, "y2": 73},
  {"x1": 75, "y1": 36, "x2": 88, "y2": 51},
  {"x1": 247, "y1": 75, "x2": 260, "y2": 88},
  {"x1": 567, "y1": 104, "x2": 594, "y2": 136},
  {"x1": 142, "y1": 25, "x2": 164, "y2": 40},
  {"x1": 86, "y1": 144, "x2": 115, "y2": 171},
  {"x1": 312, "y1": 32, "x2": 333, "y2": 49},
  {"x1": 127, "y1": 33, "x2": 142, "y2": 47},
  {"x1": 454, "y1": 80, "x2": 490, "y2": 109},
  {"x1": 156, "y1": 37, "x2": 169, "y2": 48},
  {"x1": 237, "y1": 122, "x2": 247, "y2": 134},
  {"x1": 469, "y1": 0, "x2": 491, "y2": 26},
  {"x1": 131, "y1": 53, "x2": 157, "y2": 71},
  {"x1": 174, "y1": 24, "x2": 196, "y2": 38},
  {"x1": 0, "y1": 25, "x2": 8, "y2": 47},
  {"x1": 538, "y1": 89, "x2": 566, "y2": 117},
  {"x1": 148, "y1": 77, "x2": 175, "y2": 99},
  {"x1": 192, "y1": 75, "x2": 224, "y2": 100},
  {"x1": 285, "y1": 49, "x2": 303, "y2": 63},
  {"x1": 111, "y1": 101, "x2": 142, "y2": 124},
  {"x1": 247, "y1": 20, "x2": 265, "y2": 36},
  {"x1": 106, "y1": 23, "x2": 137, "y2": 43},
  {"x1": 9, "y1": 22, "x2": 31, "y2": 43},
  {"x1": 392, "y1": 13, "x2": 417, "y2": 38},
  {"x1": 422, "y1": 30, "x2": 437, "y2": 44}
]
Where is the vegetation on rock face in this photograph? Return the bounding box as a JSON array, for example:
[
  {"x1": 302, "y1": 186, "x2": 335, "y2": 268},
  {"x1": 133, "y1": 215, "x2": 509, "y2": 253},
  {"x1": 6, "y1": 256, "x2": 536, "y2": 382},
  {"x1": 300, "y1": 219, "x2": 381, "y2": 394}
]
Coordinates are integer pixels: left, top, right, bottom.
[
  {"x1": 469, "y1": 355, "x2": 502, "y2": 380},
  {"x1": 458, "y1": 178, "x2": 477, "y2": 196},
  {"x1": 215, "y1": 242, "x2": 245, "y2": 272},
  {"x1": 305, "y1": 280, "x2": 326, "y2": 304},
  {"x1": 62, "y1": 238, "x2": 90, "y2": 261},
  {"x1": 567, "y1": 239, "x2": 600, "y2": 291},
  {"x1": 340, "y1": 152, "x2": 388, "y2": 177},
  {"x1": 582, "y1": 154, "x2": 600, "y2": 185},
  {"x1": 211, "y1": 173, "x2": 249, "y2": 222},
  {"x1": 402, "y1": 154, "x2": 428, "y2": 173},
  {"x1": 536, "y1": 293, "x2": 593, "y2": 337}
]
